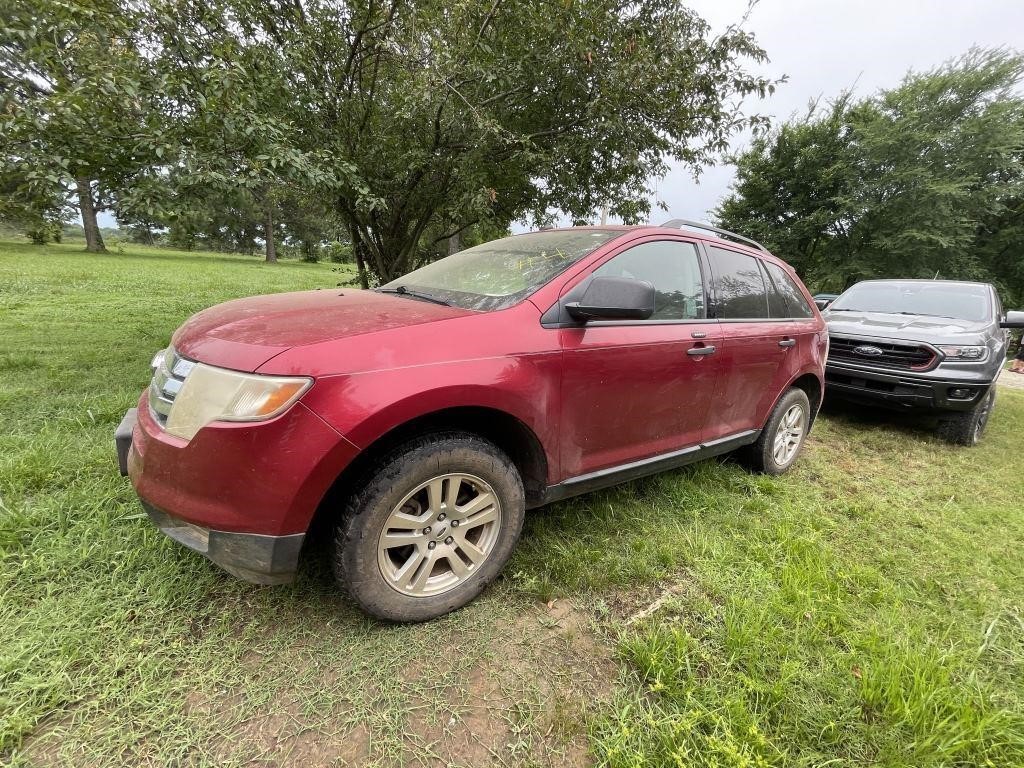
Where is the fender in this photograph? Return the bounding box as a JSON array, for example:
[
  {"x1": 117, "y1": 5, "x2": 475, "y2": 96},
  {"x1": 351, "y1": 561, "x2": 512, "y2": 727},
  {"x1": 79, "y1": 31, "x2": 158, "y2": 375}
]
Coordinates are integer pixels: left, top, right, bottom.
[
  {"x1": 773, "y1": 366, "x2": 825, "y2": 427},
  {"x1": 299, "y1": 354, "x2": 563, "y2": 483}
]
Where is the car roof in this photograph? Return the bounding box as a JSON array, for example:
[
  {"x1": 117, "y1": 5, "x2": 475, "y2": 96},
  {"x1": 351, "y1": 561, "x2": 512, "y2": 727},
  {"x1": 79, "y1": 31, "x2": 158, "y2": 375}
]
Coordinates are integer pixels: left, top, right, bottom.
[{"x1": 533, "y1": 224, "x2": 778, "y2": 261}]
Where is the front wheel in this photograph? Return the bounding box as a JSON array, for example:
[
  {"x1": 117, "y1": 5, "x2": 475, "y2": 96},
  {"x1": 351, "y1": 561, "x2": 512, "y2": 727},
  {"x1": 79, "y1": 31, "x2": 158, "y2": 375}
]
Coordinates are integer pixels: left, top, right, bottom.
[
  {"x1": 333, "y1": 432, "x2": 525, "y2": 622},
  {"x1": 742, "y1": 388, "x2": 811, "y2": 475},
  {"x1": 937, "y1": 387, "x2": 995, "y2": 446}
]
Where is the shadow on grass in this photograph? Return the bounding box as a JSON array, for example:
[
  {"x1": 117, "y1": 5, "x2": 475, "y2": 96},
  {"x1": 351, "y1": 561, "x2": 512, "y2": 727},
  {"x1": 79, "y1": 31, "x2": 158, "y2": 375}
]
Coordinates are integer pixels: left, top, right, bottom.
[{"x1": 819, "y1": 397, "x2": 940, "y2": 442}]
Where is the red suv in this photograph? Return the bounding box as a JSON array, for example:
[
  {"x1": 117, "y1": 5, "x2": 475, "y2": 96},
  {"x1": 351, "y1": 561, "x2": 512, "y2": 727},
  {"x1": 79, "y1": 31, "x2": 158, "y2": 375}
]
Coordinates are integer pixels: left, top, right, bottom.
[{"x1": 116, "y1": 222, "x2": 826, "y2": 621}]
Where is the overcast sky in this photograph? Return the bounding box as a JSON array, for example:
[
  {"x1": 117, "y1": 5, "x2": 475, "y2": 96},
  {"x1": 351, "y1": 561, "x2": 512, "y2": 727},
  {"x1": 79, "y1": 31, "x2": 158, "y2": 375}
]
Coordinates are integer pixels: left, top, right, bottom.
[{"x1": 647, "y1": 0, "x2": 1024, "y2": 226}]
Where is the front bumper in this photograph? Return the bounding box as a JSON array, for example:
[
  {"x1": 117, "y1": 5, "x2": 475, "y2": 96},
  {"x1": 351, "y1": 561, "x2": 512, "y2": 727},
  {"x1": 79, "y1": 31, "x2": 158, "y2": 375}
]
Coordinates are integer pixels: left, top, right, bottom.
[
  {"x1": 824, "y1": 363, "x2": 993, "y2": 411},
  {"x1": 142, "y1": 500, "x2": 304, "y2": 585},
  {"x1": 115, "y1": 392, "x2": 359, "y2": 584}
]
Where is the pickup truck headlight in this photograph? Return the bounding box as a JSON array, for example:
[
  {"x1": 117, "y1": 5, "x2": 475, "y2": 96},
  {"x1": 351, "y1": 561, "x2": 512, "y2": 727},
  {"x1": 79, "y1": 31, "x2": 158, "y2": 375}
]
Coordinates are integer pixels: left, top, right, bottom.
[
  {"x1": 164, "y1": 364, "x2": 313, "y2": 441},
  {"x1": 937, "y1": 345, "x2": 988, "y2": 361}
]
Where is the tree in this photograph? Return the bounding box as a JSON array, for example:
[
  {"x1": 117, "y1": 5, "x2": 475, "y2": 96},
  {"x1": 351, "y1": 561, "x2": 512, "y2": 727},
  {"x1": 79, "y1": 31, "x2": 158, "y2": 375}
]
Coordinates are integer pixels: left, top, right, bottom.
[
  {"x1": 154, "y1": 0, "x2": 777, "y2": 284},
  {"x1": 716, "y1": 48, "x2": 1024, "y2": 304},
  {"x1": 0, "y1": 164, "x2": 71, "y2": 243},
  {"x1": 1, "y1": 0, "x2": 169, "y2": 252}
]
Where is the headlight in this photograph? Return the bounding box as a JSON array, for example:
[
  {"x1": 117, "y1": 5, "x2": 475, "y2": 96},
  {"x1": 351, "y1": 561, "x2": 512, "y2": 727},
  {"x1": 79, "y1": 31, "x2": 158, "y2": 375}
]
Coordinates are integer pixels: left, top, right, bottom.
[
  {"x1": 937, "y1": 345, "x2": 988, "y2": 361},
  {"x1": 164, "y1": 363, "x2": 312, "y2": 441}
]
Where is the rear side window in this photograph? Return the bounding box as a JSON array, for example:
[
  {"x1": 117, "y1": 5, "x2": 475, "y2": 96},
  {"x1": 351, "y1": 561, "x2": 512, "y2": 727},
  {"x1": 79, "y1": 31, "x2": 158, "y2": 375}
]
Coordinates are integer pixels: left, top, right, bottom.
[
  {"x1": 763, "y1": 261, "x2": 815, "y2": 318},
  {"x1": 761, "y1": 261, "x2": 789, "y2": 318},
  {"x1": 594, "y1": 240, "x2": 705, "y2": 320},
  {"x1": 708, "y1": 246, "x2": 768, "y2": 319}
]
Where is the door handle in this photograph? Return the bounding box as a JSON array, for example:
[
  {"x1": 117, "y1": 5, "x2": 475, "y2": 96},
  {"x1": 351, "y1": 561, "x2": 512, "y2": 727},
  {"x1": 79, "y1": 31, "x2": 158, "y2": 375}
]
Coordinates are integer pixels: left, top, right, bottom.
[
  {"x1": 687, "y1": 345, "x2": 717, "y2": 357},
  {"x1": 778, "y1": 339, "x2": 796, "y2": 348}
]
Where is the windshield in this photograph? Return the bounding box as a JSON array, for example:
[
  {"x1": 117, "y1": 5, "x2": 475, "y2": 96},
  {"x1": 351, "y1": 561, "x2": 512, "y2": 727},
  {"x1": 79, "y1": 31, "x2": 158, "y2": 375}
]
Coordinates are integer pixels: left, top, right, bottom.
[
  {"x1": 829, "y1": 281, "x2": 992, "y2": 323},
  {"x1": 379, "y1": 230, "x2": 621, "y2": 311}
]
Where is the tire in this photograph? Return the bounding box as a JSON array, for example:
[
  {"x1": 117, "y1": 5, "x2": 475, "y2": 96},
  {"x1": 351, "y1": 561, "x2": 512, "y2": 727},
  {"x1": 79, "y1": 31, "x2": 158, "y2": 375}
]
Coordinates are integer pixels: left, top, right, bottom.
[
  {"x1": 333, "y1": 432, "x2": 525, "y2": 622},
  {"x1": 937, "y1": 387, "x2": 995, "y2": 446},
  {"x1": 742, "y1": 388, "x2": 811, "y2": 475}
]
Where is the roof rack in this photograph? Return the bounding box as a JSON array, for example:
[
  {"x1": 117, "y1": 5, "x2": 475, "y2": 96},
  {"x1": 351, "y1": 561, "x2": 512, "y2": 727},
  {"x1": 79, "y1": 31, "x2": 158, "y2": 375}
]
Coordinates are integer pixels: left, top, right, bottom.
[{"x1": 661, "y1": 218, "x2": 768, "y2": 253}]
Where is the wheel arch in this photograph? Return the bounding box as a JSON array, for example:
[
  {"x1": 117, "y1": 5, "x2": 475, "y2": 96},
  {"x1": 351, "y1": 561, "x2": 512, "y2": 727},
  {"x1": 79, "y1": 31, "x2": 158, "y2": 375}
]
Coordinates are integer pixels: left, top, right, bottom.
[
  {"x1": 309, "y1": 405, "x2": 551, "y2": 540},
  {"x1": 788, "y1": 371, "x2": 824, "y2": 428}
]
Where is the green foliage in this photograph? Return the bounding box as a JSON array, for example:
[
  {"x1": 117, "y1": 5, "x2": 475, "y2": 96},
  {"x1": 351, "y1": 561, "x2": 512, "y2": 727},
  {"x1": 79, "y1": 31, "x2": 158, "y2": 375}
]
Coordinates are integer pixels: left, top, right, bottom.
[
  {"x1": 716, "y1": 49, "x2": 1024, "y2": 305},
  {"x1": 4, "y1": 0, "x2": 776, "y2": 274},
  {"x1": 322, "y1": 240, "x2": 354, "y2": 264},
  {"x1": 1, "y1": 0, "x2": 170, "y2": 250},
  {"x1": 166, "y1": 0, "x2": 775, "y2": 282},
  {"x1": 24, "y1": 219, "x2": 61, "y2": 245}
]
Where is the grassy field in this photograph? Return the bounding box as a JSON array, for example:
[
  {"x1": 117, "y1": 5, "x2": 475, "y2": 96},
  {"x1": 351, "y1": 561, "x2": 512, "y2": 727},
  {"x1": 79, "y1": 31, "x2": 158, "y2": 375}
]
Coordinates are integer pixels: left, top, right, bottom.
[{"x1": 3, "y1": 238, "x2": 1024, "y2": 767}]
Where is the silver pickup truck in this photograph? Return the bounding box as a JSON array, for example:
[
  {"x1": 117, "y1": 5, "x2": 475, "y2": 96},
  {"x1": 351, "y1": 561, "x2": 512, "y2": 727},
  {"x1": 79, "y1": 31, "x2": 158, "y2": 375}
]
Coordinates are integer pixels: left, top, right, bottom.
[{"x1": 822, "y1": 279, "x2": 1024, "y2": 445}]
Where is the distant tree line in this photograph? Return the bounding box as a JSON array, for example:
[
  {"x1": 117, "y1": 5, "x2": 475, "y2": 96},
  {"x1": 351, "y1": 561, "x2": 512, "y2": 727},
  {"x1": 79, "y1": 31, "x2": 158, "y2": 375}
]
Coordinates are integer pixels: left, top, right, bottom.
[
  {"x1": 1, "y1": 0, "x2": 776, "y2": 284},
  {"x1": 716, "y1": 49, "x2": 1024, "y2": 307}
]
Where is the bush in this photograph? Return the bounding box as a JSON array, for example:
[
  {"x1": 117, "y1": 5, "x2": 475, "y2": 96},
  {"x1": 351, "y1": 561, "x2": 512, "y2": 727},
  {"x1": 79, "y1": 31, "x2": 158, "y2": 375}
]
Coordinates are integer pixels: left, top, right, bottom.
[
  {"x1": 323, "y1": 241, "x2": 353, "y2": 264},
  {"x1": 25, "y1": 219, "x2": 62, "y2": 245}
]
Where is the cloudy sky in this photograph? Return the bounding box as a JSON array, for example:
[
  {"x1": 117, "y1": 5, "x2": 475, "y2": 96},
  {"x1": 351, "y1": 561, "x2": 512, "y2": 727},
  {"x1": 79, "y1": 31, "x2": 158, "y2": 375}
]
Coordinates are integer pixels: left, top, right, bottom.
[{"x1": 648, "y1": 0, "x2": 1024, "y2": 226}]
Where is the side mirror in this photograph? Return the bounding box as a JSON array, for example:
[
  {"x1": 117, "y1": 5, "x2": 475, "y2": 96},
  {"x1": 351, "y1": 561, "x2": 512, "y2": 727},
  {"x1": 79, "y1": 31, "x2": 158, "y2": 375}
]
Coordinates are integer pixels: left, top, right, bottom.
[
  {"x1": 566, "y1": 276, "x2": 655, "y2": 321},
  {"x1": 815, "y1": 298, "x2": 833, "y2": 310},
  {"x1": 1001, "y1": 310, "x2": 1024, "y2": 329}
]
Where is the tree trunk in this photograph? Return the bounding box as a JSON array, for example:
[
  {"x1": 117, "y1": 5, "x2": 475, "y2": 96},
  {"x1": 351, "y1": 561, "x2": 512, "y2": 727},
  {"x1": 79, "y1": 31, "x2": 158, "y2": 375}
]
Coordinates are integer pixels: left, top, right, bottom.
[
  {"x1": 354, "y1": 238, "x2": 370, "y2": 289},
  {"x1": 264, "y1": 205, "x2": 277, "y2": 263},
  {"x1": 447, "y1": 231, "x2": 460, "y2": 255},
  {"x1": 76, "y1": 178, "x2": 106, "y2": 253}
]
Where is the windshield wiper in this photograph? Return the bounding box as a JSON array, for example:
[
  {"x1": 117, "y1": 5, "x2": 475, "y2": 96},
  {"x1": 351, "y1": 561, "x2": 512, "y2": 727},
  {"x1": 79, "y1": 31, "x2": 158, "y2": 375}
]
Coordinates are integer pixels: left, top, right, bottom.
[
  {"x1": 890, "y1": 311, "x2": 955, "y2": 319},
  {"x1": 831, "y1": 307, "x2": 962, "y2": 320},
  {"x1": 375, "y1": 286, "x2": 451, "y2": 306}
]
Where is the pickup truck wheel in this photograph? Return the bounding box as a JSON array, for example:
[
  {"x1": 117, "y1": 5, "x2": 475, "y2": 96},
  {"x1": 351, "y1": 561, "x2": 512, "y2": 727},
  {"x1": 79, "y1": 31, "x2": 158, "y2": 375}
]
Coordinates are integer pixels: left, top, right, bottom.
[
  {"x1": 937, "y1": 388, "x2": 995, "y2": 446},
  {"x1": 742, "y1": 388, "x2": 811, "y2": 475},
  {"x1": 333, "y1": 432, "x2": 525, "y2": 622}
]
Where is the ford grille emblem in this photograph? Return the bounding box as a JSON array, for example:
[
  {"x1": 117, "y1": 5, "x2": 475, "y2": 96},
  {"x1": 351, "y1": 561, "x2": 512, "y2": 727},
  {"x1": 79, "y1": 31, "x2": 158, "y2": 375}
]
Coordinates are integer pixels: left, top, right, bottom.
[{"x1": 853, "y1": 345, "x2": 884, "y2": 357}]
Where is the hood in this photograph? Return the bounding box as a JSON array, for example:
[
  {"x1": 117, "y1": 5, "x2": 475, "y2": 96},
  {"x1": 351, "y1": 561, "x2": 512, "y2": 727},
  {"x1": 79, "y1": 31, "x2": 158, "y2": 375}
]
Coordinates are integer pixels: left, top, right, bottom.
[
  {"x1": 172, "y1": 289, "x2": 473, "y2": 371},
  {"x1": 823, "y1": 309, "x2": 988, "y2": 344}
]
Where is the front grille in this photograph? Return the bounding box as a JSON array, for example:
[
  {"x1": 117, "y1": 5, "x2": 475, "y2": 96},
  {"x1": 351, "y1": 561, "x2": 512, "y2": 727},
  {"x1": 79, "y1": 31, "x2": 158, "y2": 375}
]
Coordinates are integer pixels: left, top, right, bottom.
[
  {"x1": 149, "y1": 348, "x2": 195, "y2": 425},
  {"x1": 828, "y1": 336, "x2": 936, "y2": 371}
]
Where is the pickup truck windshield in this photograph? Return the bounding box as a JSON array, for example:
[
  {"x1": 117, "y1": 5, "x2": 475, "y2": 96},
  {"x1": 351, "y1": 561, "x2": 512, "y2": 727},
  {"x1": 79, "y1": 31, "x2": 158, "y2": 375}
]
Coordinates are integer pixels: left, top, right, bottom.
[
  {"x1": 830, "y1": 281, "x2": 992, "y2": 323},
  {"x1": 379, "y1": 230, "x2": 621, "y2": 311}
]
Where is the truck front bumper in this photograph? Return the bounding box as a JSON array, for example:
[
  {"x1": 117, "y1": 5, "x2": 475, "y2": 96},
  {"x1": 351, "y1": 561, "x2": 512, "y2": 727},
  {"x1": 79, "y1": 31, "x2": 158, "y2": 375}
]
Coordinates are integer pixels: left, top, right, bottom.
[{"x1": 824, "y1": 363, "x2": 993, "y2": 412}]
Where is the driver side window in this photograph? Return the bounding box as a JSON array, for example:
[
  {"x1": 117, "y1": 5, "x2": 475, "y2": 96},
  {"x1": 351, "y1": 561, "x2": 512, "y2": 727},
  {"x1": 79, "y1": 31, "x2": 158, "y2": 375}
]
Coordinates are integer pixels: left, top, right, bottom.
[{"x1": 593, "y1": 240, "x2": 705, "y2": 320}]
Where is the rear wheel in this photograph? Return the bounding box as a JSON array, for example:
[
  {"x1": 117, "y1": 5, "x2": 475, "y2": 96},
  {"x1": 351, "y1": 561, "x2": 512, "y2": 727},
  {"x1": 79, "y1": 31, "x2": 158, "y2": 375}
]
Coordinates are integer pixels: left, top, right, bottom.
[
  {"x1": 742, "y1": 388, "x2": 811, "y2": 475},
  {"x1": 937, "y1": 387, "x2": 995, "y2": 446},
  {"x1": 333, "y1": 432, "x2": 525, "y2": 622}
]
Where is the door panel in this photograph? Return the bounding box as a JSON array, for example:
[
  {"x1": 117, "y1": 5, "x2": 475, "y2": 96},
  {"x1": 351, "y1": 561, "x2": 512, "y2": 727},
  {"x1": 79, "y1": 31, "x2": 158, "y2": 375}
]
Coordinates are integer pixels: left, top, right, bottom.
[
  {"x1": 701, "y1": 245, "x2": 789, "y2": 440},
  {"x1": 556, "y1": 238, "x2": 723, "y2": 479},
  {"x1": 702, "y1": 321, "x2": 792, "y2": 440},
  {"x1": 559, "y1": 323, "x2": 723, "y2": 477}
]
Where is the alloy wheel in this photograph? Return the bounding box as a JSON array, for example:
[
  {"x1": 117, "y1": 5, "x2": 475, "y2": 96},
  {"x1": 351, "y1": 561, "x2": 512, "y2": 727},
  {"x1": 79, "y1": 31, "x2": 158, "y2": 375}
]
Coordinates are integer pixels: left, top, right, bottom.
[
  {"x1": 377, "y1": 473, "x2": 502, "y2": 597},
  {"x1": 773, "y1": 403, "x2": 806, "y2": 466}
]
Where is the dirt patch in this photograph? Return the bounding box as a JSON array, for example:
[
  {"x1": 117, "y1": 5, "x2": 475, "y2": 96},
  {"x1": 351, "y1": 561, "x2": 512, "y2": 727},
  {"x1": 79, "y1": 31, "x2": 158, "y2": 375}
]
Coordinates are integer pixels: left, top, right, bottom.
[
  {"x1": 997, "y1": 369, "x2": 1024, "y2": 390},
  {"x1": 14, "y1": 712, "x2": 72, "y2": 767},
  {"x1": 603, "y1": 568, "x2": 720, "y2": 627},
  {"x1": 401, "y1": 598, "x2": 614, "y2": 767},
  {"x1": 163, "y1": 596, "x2": 614, "y2": 768},
  {"x1": 184, "y1": 688, "x2": 369, "y2": 767}
]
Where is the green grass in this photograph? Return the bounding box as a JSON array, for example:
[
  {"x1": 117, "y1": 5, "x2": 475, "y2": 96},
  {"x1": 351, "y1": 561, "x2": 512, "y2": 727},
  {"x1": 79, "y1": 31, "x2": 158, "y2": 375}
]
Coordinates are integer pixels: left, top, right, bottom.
[{"x1": 3, "y1": 238, "x2": 1024, "y2": 767}]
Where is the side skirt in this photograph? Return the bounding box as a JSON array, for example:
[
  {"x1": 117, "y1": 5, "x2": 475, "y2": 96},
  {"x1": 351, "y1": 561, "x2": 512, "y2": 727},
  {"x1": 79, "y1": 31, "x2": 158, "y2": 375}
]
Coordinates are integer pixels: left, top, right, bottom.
[{"x1": 534, "y1": 430, "x2": 760, "y2": 507}]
